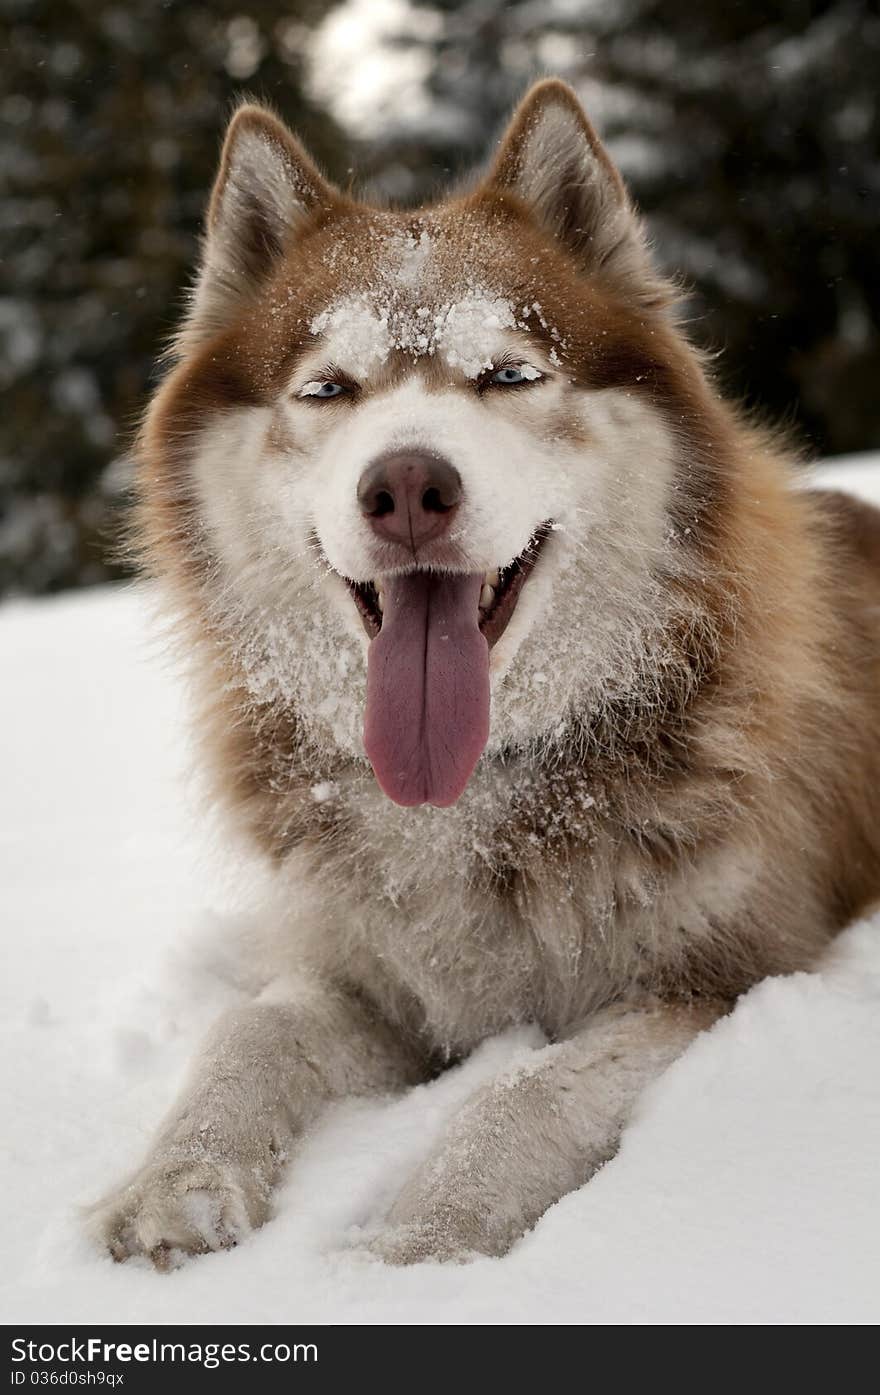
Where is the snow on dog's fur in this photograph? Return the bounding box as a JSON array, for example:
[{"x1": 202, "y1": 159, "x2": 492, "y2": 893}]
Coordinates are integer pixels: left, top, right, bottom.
[{"x1": 90, "y1": 81, "x2": 880, "y2": 1266}]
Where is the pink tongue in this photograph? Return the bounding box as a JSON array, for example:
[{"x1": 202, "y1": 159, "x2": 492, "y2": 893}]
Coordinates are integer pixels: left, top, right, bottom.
[{"x1": 364, "y1": 572, "x2": 490, "y2": 807}]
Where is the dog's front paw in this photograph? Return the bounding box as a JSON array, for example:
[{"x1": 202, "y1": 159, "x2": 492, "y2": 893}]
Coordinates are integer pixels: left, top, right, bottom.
[
  {"x1": 86, "y1": 1156, "x2": 271, "y2": 1269},
  {"x1": 369, "y1": 1198, "x2": 509, "y2": 1266}
]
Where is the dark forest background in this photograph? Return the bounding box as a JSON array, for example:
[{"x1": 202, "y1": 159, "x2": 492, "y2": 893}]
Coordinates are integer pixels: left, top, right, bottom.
[{"x1": 1, "y1": 0, "x2": 878, "y2": 595}]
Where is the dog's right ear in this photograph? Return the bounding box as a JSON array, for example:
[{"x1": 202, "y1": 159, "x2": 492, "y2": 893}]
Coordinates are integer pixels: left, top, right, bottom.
[{"x1": 180, "y1": 104, "x2": 337, "y2": 351}]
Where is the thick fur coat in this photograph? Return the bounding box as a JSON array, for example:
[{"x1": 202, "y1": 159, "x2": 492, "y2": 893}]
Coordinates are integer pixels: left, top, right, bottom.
[{"x1": 90, "y1": 81, "x2": 880, "y2": 1267}]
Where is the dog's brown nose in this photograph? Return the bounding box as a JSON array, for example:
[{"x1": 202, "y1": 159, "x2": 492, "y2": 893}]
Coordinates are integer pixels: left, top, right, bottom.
[{"x1": 358, "y1": 451, "x2": 462, "y2": 550}]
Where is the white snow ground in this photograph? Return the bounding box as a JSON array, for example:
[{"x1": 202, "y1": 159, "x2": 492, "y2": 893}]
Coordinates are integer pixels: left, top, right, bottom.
[{"x1": 2, "y1": 458, "x2": 879, "y2": 1326}]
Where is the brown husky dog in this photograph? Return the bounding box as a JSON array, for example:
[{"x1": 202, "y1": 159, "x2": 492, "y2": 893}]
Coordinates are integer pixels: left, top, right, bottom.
[{"x1": 90, "y1": 80, "x2": 880, "y2": 1267}]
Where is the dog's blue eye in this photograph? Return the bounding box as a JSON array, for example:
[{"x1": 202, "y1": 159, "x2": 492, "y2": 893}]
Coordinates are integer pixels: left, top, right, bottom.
[
  {"x1": 300, "y1": 381, "x2": 347, "y2": 399},
  {"x1": 489, "y1": 365, "x2": 542, "y2": 387}
]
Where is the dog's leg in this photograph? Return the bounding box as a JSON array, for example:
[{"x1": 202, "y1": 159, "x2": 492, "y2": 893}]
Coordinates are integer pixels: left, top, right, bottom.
[
  {"x1": 88, "y1": 977, "x2": 420, "y2": 1266},
  {"x1": 372, "y1": 998, "x2": 726, "y2": 1265}
]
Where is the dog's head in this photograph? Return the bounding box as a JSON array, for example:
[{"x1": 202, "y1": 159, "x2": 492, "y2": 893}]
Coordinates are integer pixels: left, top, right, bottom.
[{"x1": 147, "y1": 81, "x2": 712, "y2": 810}]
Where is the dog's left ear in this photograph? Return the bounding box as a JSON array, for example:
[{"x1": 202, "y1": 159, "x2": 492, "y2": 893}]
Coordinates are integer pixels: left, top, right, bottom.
[
  {"x1": 180, "y1": 104, "x2": 338, "y2": 351},
  {"x1": 485, "y1": 80, "x2": 667, "y2": 307}
]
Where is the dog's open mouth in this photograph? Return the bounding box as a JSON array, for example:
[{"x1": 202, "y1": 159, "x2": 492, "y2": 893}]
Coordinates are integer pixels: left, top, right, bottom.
[
  {"x1": 347, "y1": 525, "x2": 551, "y2": 809},
  {"x1": 347, "y1": 523, "x2": 551, "y2": 648}
]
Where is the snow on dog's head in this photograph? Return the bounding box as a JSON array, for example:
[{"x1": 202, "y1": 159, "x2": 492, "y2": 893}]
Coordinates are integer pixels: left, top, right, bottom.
[{"x1": 140, "y1": 81, "x2": 712, "y2": 815}]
